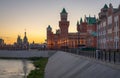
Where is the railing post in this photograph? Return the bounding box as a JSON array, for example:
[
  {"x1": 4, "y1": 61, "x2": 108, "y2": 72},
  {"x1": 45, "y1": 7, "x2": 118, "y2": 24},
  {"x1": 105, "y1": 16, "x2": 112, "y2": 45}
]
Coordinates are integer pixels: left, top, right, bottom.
[
  {"x1": 118, "y1": 49, "x2": 120, "y2": 63},
  {"x1": 113, "y1": 49, "x2": 116, "y2": 63},
  {"x1": 101, "y1": 49, "x2": 103, "y2": 60},
  {"x1": 108, "y1": 49, "x2": 111, "y2": 62},
  {"x1": 104, "y1": 49, "x2": 107, "y2": 61}
]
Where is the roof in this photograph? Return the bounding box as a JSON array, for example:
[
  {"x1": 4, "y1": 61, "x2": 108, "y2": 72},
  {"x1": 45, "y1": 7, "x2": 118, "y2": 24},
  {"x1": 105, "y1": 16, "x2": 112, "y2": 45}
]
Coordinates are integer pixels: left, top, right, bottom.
[
  {"x1": 86, "y1": 17, "x2": 96, "y2": 25},
  {"x1": 80, "y1": 18, "x2": 83, "y2": 23},
  {"x1": 103, "y1": 4, "x2": 108, "y2": 9},
  {"x1": 61, "y1": 8, "x2": 67, "y2": 14},
  {"x1": 47, "y1": 25, "x2": 52, "y2": 30}
]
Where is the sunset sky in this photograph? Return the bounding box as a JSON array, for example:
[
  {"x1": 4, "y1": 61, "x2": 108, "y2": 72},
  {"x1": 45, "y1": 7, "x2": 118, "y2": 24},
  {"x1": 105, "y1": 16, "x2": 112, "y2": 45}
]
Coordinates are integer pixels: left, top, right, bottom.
[{"x1": 0, "y1": 0, "x2": 120, "y2": 44}]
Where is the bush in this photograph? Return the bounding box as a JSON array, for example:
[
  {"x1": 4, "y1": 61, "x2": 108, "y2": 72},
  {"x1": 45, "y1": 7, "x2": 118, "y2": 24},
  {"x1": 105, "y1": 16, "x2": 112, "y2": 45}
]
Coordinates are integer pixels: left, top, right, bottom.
[{"x1": 27, "y1": 57, "x2": 48, "y2": 78}]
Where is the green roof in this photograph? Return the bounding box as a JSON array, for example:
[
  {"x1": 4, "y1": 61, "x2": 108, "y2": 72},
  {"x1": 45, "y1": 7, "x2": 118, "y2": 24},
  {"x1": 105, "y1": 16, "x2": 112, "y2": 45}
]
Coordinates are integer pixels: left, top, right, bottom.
[
  {"x1": 61, "y1": 8, "x2": 67, "y2": 14},
  {"x1": 80, "y1": 18, "x2": 83, "y2": 23},
  {"x1": 86, "y1": 17, "x2": 96, "y2": 24},
  {"x1": 103, "y1": 4, "x2": 108, "y2": 9},
  {"x1": 47, "y1": 25, "x2": 52, "y2": 30}
]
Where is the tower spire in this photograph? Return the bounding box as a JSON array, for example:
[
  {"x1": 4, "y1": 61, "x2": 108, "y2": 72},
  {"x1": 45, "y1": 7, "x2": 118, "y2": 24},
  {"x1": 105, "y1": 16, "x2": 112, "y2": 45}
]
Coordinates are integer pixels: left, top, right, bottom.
[
  {"x1": 80, "y1": 18, "x2": 83, "y2": 24},
  {"x1": 59, "y1": 8, "x2": 69, "y2": 37},
  {"x1": 77, "y1": 21, "x2": 79, "y2": 26},
  {"x1": 24, "y1": 29, "x2": 26, "y2": 36},
  {"x1": 61, "y1": 8, "x2": 67, "y2": 14}
]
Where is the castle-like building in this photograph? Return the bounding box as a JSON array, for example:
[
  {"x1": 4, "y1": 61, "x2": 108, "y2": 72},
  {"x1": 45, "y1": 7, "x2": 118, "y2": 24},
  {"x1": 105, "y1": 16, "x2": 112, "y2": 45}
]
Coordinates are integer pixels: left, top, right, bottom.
[
  {"x1": 47, "y1": 8, "x2": 97, "y2": 49},
  {"x1": 97, "y1": 3, "x2": 120, "y2": 50}
]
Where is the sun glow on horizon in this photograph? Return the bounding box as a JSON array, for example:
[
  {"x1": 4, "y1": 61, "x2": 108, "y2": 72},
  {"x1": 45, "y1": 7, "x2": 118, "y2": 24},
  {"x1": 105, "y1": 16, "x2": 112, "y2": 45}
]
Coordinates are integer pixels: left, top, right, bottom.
[
  {"x1": 1, "y1": 35, "x2": 46, "y2": 45},
  {"x1": 0, "y1": 0, "x2": 119, "y2": 44}
]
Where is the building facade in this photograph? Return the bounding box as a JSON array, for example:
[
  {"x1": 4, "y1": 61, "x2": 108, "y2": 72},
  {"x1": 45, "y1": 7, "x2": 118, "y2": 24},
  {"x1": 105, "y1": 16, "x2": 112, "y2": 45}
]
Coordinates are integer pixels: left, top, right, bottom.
[
  {"x1": 47, "y1": 8, "x2": 97, "y2": 49},
  {"x1": 97, "y1": 3, "x2": 120, "y2": 50}
]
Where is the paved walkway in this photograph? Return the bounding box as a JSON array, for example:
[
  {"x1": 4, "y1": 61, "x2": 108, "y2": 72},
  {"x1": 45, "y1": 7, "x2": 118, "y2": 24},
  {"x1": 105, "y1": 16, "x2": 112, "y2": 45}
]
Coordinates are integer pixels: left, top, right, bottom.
[{"x1": 45, "y1": 51, "x2": 120, "y2": 78}]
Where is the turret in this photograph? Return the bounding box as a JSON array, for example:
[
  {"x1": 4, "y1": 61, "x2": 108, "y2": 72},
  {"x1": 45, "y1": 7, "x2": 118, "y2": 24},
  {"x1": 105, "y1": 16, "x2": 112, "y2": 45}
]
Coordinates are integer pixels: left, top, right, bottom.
[
  {"x1": 59, "y1": 8, "x2": 69, "y2": 37},
  {"x1": 17, "y1": 35, "x2": 22, "y2": 45},
  {"x1": 23, "y1": 31, "x2": 28, "y2": 44},
  {"x1": 77, "y1": 21, "x2": 79, "y2": 26},
  {"x1": 109, "y1": 3, "x2": 113, "y2": 8},
  {"x1": 99, "y1": 4, "x2": 108, "y2": 19},
  {"x1": 77, "y1": 21, "x2": 80, "y2": 32},
  {"x1": 23, "y1": 31, "x2": 29, "y2": 49},
  {"x1": 47, "y1": 25, "x2": 52, "y2": 39},
  {"x1": 60, "y1": 8, "x2": 68, "y2": 21},
  {"x1": 47, "y1": 25, "x2": 52, "y2": 32},
  {"x1": 80, "y1": 18, "x2": 83, "y2": 24},
  {"x1": 47, "y1": 25, "x2": 53, "y2": 49}
]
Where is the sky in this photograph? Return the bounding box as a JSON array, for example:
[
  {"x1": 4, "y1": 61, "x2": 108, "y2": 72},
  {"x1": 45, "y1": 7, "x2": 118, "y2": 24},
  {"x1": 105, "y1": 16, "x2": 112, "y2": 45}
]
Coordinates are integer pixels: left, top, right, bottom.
[{"x1": 0, "y1": 0, "x2": 120, "y2": 44}]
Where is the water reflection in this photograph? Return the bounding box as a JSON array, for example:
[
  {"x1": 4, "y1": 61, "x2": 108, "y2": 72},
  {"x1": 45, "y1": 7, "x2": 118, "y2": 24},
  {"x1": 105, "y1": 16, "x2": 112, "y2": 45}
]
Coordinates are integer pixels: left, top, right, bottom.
[
  {"x1": 0, "y1": 59, "x2": 34, "y2": 78},
  {"x1": 22, "y1": 59, "x2": 27, "y2": 78}
]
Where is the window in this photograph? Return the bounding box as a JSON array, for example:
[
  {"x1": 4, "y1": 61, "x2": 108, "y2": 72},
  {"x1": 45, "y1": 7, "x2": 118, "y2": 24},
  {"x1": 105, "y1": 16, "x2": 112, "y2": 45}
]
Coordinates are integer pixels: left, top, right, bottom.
[{"x1": 108, "y1": 16, "x2": 112, "y2": 25}]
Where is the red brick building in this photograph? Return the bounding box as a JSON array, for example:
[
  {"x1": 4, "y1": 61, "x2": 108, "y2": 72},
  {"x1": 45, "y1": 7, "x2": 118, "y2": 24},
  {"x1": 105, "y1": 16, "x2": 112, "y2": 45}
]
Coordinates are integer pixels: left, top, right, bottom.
[
  {"x1": 97, "y1": 3, "x2": 120, "y2": 50},
  {"x1": 47, "y1": 8, "x2": 97, "y2": 49}
]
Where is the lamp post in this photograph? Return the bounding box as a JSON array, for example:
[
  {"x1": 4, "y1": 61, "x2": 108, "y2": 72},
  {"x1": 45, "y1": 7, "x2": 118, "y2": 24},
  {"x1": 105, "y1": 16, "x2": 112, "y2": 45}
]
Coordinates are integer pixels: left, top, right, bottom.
[
  {"x1": 78, "y1": 31, "x2": 80, "y2": 47},
  {"x1": 77, "y1": 21, "x2": 80, "y2": 48}
]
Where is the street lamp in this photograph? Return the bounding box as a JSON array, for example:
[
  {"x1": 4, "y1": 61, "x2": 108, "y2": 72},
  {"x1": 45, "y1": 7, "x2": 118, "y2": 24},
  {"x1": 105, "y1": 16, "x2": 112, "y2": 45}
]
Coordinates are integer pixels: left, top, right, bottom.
[
  {"x1": 78, "y1": 31, "x2": 80, "y2": 47},
  {"x1": 77, "y1": 21, "x2": 80, "y2": 48}
]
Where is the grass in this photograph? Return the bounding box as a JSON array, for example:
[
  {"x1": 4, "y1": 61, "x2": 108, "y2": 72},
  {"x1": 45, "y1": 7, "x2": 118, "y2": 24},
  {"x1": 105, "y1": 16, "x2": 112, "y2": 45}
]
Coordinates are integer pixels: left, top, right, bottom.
[{"x1": 27, "y1": 57, "x2": 48, "y2": 78}]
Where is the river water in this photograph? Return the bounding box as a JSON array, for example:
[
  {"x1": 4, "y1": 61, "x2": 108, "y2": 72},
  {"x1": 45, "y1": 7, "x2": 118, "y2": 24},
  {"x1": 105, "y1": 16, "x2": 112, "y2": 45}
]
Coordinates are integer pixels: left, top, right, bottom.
[{"x1": 0, "y1": 59, "x2": 34, "y2": 78}]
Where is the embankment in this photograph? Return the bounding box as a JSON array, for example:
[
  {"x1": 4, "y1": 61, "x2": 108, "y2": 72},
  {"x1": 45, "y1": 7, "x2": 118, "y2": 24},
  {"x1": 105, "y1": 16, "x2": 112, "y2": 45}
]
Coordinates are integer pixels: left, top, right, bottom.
[{"x1": 45, "y1": 51, "x2": 120, "y2": 78}]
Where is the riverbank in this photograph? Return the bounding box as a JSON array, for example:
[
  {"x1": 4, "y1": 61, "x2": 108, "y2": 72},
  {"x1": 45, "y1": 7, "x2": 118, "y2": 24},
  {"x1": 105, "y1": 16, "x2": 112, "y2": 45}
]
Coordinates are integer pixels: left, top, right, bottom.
[
  {"x1": 27, "y1": 57, "x2": 48, "y2": 78},
  {"x1": 0, "y1": 50, "x2": 56, "y2": 58}
]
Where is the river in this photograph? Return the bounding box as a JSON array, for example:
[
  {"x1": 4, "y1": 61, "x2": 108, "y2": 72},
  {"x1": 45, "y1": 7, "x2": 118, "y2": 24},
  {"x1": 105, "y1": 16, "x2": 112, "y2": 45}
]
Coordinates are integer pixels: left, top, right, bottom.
[{"x1": 0, "y1": 59, "x2": 34, "y2": 78}]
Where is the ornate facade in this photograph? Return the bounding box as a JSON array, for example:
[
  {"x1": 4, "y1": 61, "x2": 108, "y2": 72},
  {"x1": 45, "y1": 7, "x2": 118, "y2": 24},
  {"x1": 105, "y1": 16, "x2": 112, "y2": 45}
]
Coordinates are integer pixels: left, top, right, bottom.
[{"x1": 47, "y1": 8, "x2": 97, "y2": 49}]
